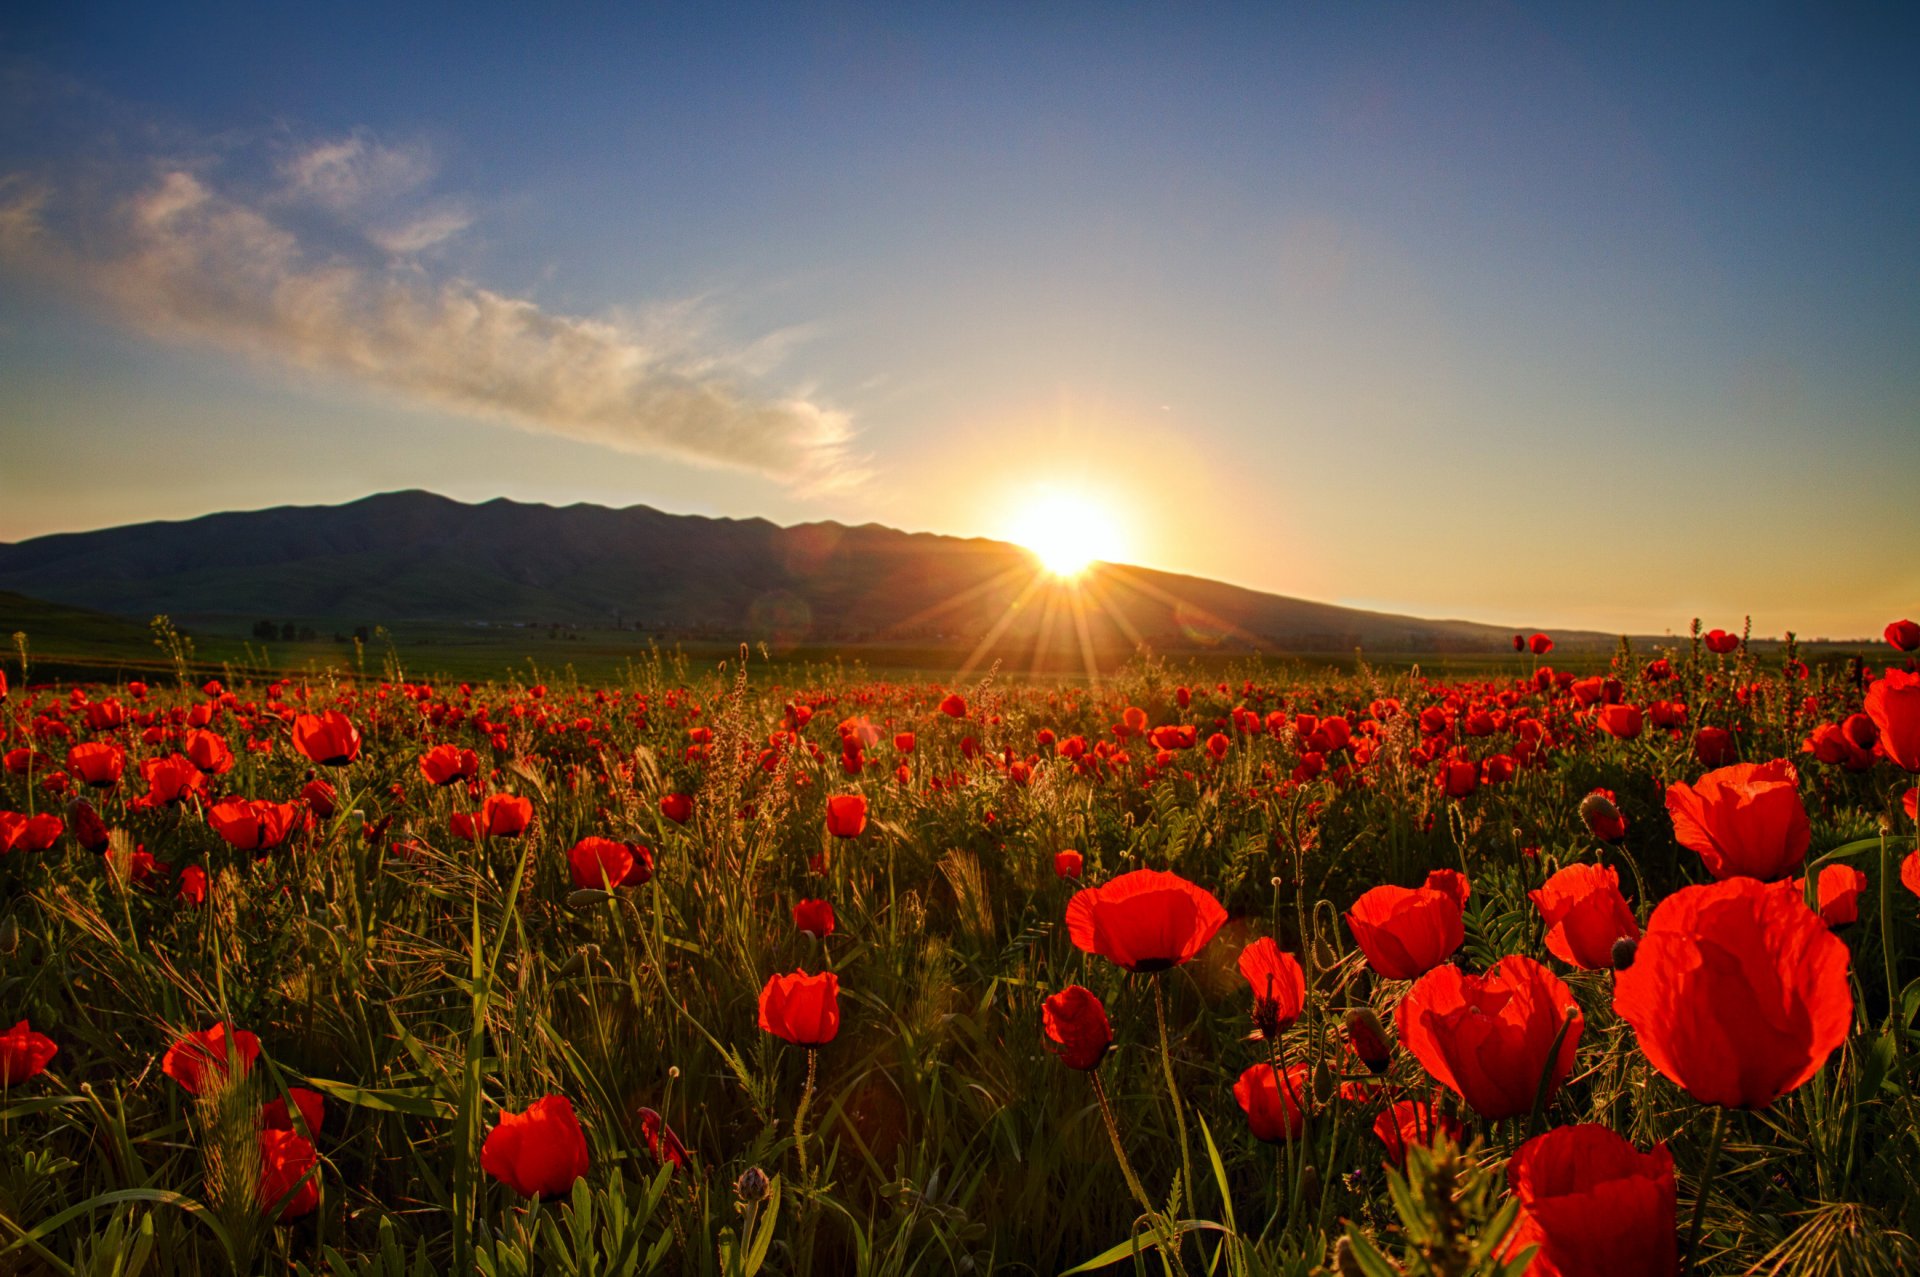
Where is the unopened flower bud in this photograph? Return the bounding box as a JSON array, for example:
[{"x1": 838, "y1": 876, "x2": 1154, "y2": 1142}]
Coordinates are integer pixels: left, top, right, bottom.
[
  {"x1": 1345, "y1": 1008, "x2": 1393, "y2": 1073},
  {"x1": 1333, "y1": 1235, "x2": 1365, "y2": 1277},
  {"x1": 736, "y1": 1165, "x2": 770, "y2": 1201}
]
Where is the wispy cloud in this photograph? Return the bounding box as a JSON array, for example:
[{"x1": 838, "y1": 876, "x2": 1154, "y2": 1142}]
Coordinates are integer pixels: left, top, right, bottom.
[{"x1": 0, "y1": 134, "x2": 859, "y2": 489}]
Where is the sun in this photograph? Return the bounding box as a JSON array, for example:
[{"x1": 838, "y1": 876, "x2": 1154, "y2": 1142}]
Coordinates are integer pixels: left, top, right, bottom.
[{"x1": 1005, "y1": 487, "x2": 1124, "y2": 579}]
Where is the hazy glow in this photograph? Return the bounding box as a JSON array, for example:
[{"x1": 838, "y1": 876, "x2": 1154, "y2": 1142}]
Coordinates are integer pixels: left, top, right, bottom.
[{"x1": 1004, "y1": 486, "x2": 1124, "y2": 579}]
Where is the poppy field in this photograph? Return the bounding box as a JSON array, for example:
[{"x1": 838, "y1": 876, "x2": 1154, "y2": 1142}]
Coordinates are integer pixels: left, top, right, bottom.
[{"x1": 3, "y1": 623, "x2": 1920, "y2": 1276}]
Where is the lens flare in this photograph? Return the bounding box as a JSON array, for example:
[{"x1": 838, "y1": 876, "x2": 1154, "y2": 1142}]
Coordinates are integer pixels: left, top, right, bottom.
[{"x1": 1005, "y1": 487, "x2": 1124, "y2": 579}]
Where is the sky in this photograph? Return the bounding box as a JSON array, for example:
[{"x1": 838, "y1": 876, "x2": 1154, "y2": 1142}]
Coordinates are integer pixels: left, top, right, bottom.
[{"x1": 1, "y1": 2, "x2": 1915, "y2": 639}]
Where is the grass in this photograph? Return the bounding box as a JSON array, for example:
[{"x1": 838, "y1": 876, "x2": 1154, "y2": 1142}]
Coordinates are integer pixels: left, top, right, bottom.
[{"x1": 0, "y1": 633, "x2": 1915, "y2": 1275}]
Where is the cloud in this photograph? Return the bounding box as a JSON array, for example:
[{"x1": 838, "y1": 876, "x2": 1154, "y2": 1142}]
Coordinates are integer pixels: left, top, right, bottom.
[{"x1": 0, "y1": 140, "x2": 859, "y2": 490}]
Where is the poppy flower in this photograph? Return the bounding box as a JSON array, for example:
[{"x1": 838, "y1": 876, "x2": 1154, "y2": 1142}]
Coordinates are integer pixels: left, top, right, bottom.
[
  {"x1": 183, "y1": 730, "x2": 235, "y2": 775},
  {"x1": 1237, "y1": 937, "x2": 1306, "y2": 1034},
  {"x1": 1884, "y1": 620, "x2": 1920, "y2": 653},
  {"x1": 1692, "y1": 727, "x2": 1737, "y2": 767},
  {"x1": 1345, "y1": 883, "x2": 1464, "y2": 981},
  {"x1": 1612, "y1": 877, "x2": 1851, "y2": 1109},
  {"x1": 291, "y1": 711, "x2": 361, "y2": 766},
  {"x1": 893, "y1": 731, "x2": 916, "y2": 754},
  {"x1": 0, "y1": 1020, "x2": 57, "y2": 1084},
  {"x1": 1423, "y1": 869, "x2": 1471, "y2": 910},
  {"x1": 0, "y1": 811, "x2": 62, "y2": 854},
  {"x1": 481, "y1": 1095, "x2": 591, "y2": 1198},
  {"x1": 1233, "y1": 1062, "x2": 1310, "y2": 1142},
  {"x1": 140, "y1": 755, "x2": 206, "y2": 805},
  {"x1": 1704, "y1": 629, "x2": 1740, "y2": 655},
  {"x1": 1065, "y1": 868, "x2": 1227, "y2": 973},
  {"x1": 758, "y1": 970, "x2": 840, "y2": 1045},
  {"x1": 1345, "y1": 1008, "x2": 1394, "y2": 1073},
  {"x1": 1578, "y1": 789, "x2": 1627, "y2": 842},
  {"x1": 455, "y1": 794, "x2": 533, "y2": 840},
  {"x1": 1503, "y1": 1124, "x2": 1677, "y2": 1277},
  {"x1": 1866, "y1": 670, "x2": 1920, "y2": 772},
  {"x1": 262, "y1": 1086, "x2": 325, "y2": 1136},
  {"x1": 657, "y1": 792, "x2": 693, "y2": 825},
  {"x1": 638, "y1": 1106, "x2": 690, "y2": 1171},
  {"x1": 1042, "y1": 985, "x2": 1112, "y2": 1071},
  {"x1": 1665, "y1": 760, "x2": 1810, "y2": 881},
  {"x1": 162, "y1": 1022, "x2": 261, "y2": 1095},
  {"x1": 177, "y1": 865, "x2": 209, "y2": 905},
  {"x1": 825, "y1": 793, "x2": 868, "y2": 838},
  {"x1": 420, "y1": 744, "x2": 480, "y2": 786},
  {"x1": 792, "y1": 897, "x2": 836, "y2": 937},
  {"x1": 1372, "y1": 1094, "x2": 1467, "y2": 1168},
  {"x1": 1813, "y1": 863, "x2": 1867, "y2": 928},
  {"x1": 1054, "y1": 849, "x2": 1084, "y2": 879},
  {"x1": 1596, "y1": 704, "x2": 1643, "y2": 740},
  {"x1": 208, "y1": 798, "x2": 301, "y2": 852},
  {"x1": 66, "y1": 742, "x2": 125, "y2": 787},
  {"x1": 567, "y1": 837, "x2": 653, "y2": 889},
  {"x1": 1905, "y1": 850, "x2": 1920, "y2": 900},
  {"x1": 939, "y1": 693, "x2": 967, "y2": 718},
  {"x1": 300, "y1": 778, "x2": 337, "y2": 819},
  {"x1": 1529, "y1": 634, "x2": 1554, "y2": 655},
  {"x1": 1397, "y1": 955, "x2": 1583, "y2": 1121},
  {"x1": 1529, "y1": 863, "x2": 1639, "y2": 970},
  {"x1": 258, "y1": 1128, "x2": 321, "y2": 1220},
  {"x1": 67, "y1": 797, "x2": 110, "y2": 852}
]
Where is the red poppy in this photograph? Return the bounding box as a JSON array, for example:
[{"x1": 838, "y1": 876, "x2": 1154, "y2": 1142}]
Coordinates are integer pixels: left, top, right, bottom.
[
  {"x1": 939, "y1": 693, "x2": 967, "y2": 718},
  {"x1": 208, "y1": 798, "x2": 301, "y2": 852},
  {"x1": 1237, "y1": 937, "x2": 1306, "y2": 1034},
  {"x1": 1372, "y1": 1093, "x2": 1467, "y2": 1168},
  {"x1": 481, "y1": 1095, "x2": 590, "y2": 1198},
  {"x1": 177, "y1": 865, "x2": 209, "y2": 905},
  {"x1": 1042, "y1": 985, "x2": 1112, "y2": 1071},
  {"x1": 0, "y1": 1020, "x2": 57, "y2": 1084},
  {"x1": 1513, "y1": 634, "x2": 1526, "y2": 652},
  {"x1": 66, "y1": 742, "x2": 125, "y2": 787},
  {"x1": 825, "y1": 794, "x2": 868, "y2": 838},
  {"x1": 262, "y1": 1086, "x2": 325, "y2": 1137},
  {"x1": 1397, "y1": 955, "x2": 1583, "y2": 1120},
  {"x1": 1692, "y1": 727, "x2": 1737, "y2": 767},
  {"x1": 453, "y1": 794, "x2": 533, "y2": 840},
  {"x1": 1054, "y1": 849, "x2": 1084, "y2": 879},
  {"x1": 1345, "y1": 883, "x2": 1464, "y2": 981},
  {"x1": 1813, "y1": 863, "x2": 1867, "y2": 928},
  {"x1": 420, "y1": 743, "x2": 481, "y2": 786},
  {"x1": 758, "y1": 970, "x2": 840, "y2": 1045},
  {"x1": 291, "y1": 711, "x2": 361, "y2": 766},
  {"x1": 300, "y1": 778, "x2": 337, "y2": 819},
  {"x1": 1866, "y1": 670, "x2": 1920, "y2": 772},
  {"x1": 792, "y1": 897, "x2": 836, "y2": 937},
  {"x1": 1613, "y1": 877, "x2": 1851, "y2": 1109},
  {"x1": 893, "y1": 731, "x2": 916, "y2": 754},
  {"x1": 258, "y1": 1128, "x2": 321, "y2": 1220},
  {"x1": 568, "y1": 837, "x2": 653, "y2": 888},
  {"x1": 162, "y1": 1022, "x2": 262, "y2": 1095},
  {"x1": 638, "y1": 1106, "x2": 690, "y2": 1171},
  {"x1": 0, "y1": 811, "x2": 62, "y2": 854},
  {"x1": 140, "y1": 755, "x2": 207, "y2": 806},
  {"x1": 183, "y1": 730, "x2": 235, "y2": 775},
  {"x1": 660, "y1": 792, "x2": 694, "y2": 824},
  {"x1": 1345, "y1": 1008, "x2": 1394, "y2": 1073},
  {"x1": 1704, "y1": 629, "x2": 1740, "y2": 655},
  {"x1": 1884, "y1": 619, "x2": 1920, "y2": 653},
  {"x1": 1905, "y1": 850, "x2": 1920, "y2": 899},
  {"x1": 1065, "y1": 868, "x2": 1227, "y2": 973},
  {"x1": 62, "y1": 797, "x2": 107, "y2": 852},
  {"x1": 1578, "y1": 789, "x2": 1627, "y2": 842},
  {"x1": 1233, "y1": 1061, "x2": 1310, "y2": 1142},
  {"x1": 1529, "y1": 863, "x2": 1639, "y2": 970},
  {"x1": 1596, "y1": 704, "x2": 1643, "y2": 740},
  {"x1": 1665, "y1": 760, "x2": 1810, "y2": 881},
  {"x1": 1529, "y1": 634, "x2": 1554, "y2": 655},
  {"x1": 1503, "y1": 1124, "x2": 1677, "y2": 1277},
  {"x1": 1423, "y1": 868, "x2": 1471, "y2": 909}
]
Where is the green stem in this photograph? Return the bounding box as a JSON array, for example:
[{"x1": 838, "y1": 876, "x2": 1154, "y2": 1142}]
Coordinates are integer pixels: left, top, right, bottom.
[
  {"x1": 1681, "y1": 1106, "x2": 1728, "y2": 1276},
  {"x1": 1091, "y1": 1073, "x2": 1157, "y2": 1219},
  {"x1": 1153, "y1": 976, "x2": 1196, "y2": 1225},
  {"x1": 793, "y1": 1048, "x2": 817, "y2": 1182}
]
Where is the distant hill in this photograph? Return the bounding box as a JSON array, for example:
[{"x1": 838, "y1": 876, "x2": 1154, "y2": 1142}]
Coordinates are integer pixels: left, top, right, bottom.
[{"x1": 0, "y1": 490, "x2": 1608, "y2": 658}]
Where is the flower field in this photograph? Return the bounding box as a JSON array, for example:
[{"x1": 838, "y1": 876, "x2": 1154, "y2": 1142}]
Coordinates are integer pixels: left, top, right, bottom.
[{"x1": 2, "y1": 624, "x2": 1919, "y2": 1276}]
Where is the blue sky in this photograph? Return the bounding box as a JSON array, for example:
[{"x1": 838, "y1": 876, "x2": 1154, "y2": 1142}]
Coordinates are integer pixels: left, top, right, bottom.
[{"x1": 1, "y1": 2, "x2": 1915, "y2": 636}]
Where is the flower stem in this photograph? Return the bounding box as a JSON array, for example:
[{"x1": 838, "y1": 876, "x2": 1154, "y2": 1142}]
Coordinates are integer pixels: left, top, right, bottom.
[
  {"x1": 793, "y1": 1048, "x2": 817, "y2": 1181},
  {"x1": 1681, "y1": 1105, "x2": 1727, "y2": 1275},
  {"x1": 1091, "y1": 1073, "x2": 1157, "y2": 1218},
  {"x1": 1153, "y1": 976, "x2": 1196, "y2": 1223}
]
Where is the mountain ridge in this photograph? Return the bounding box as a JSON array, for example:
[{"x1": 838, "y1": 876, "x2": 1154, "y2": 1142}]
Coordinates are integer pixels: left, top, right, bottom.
[{"x1": 0, "y1": 490, "x2": 1614, "y2": 654}]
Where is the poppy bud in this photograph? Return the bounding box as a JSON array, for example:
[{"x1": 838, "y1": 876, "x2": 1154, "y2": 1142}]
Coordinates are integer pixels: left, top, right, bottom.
[
  {"x1": 1579, "y1": 790, "x2": 1627, "y2": 842},
  {"x1": 1345, "y1": 1008, "x2": 1393, "y2": 1073},
  {"x1": 0, "y1": 916, "x2": 16, "y2": 956},
  {"x1": 736, "y1": 1165, "x2": 770, "y2": 1201},
  {"x1": 1312, "y1": 1059, "x2": 1335, "y2": 1104},
  {"x1": 1300, "y1": 1163, "x2": 1321, "y2": 1204},
  {"x1": 1611, "y1": 936, "x2": 1638, "y2": 970}
]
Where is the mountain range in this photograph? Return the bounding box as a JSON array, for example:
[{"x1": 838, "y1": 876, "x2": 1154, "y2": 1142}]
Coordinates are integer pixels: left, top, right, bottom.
[{"x1": 0, "y1": 490, "x2": 1605, "y2": 657}]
